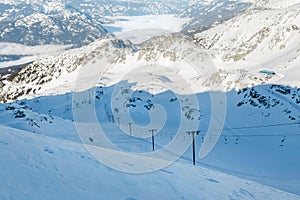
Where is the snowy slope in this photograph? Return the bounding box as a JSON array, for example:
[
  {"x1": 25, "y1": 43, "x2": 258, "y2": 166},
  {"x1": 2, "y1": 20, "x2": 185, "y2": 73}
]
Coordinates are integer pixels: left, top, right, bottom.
[
  {"x1": 0, "y1": 1, "x2": 300, "y2": 198},
  {"x1": 179, "y1": 0, "x2": 252, "y2": 34},
  {"x1": 1, "y1": 125, "x2": 300, "y2": 200},
  {"x1": 0, "y1": 37, "x2": 139, "y2": 102},
  {"x1": 194, "y1": 1, "x2": 300, "y2": 89},
  {"x1": 253, "y1": 0, "x2": 300, "y2": 9},
  {"x1": 0, "y1": 79, "x2": 299, "y2": 195}
]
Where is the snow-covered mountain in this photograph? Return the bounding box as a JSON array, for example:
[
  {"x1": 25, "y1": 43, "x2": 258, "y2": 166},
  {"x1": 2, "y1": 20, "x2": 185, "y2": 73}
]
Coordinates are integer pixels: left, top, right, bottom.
[
  {"x1": 67, "y1": 0, "x2": 186, "y2": 18},
  {"x1": 0, "y1": 0, "x2": 300, "y2": 198},
  {"x1": 0, "y1": 34, "x2": 222, "y2": 102},
  {"x1": 194, "y1": 0, "x2": 300, "y2": 88},
  {"x1": 0, "y1": 0, "x2": 109, "y2": 47},
  {"x1": 0, "y1": 0, "x2": 299, "y2": 145},
  {"x1": 0, "y1": 31, "x2": 299, "y2": 195},
  {"x1": 179, "y1": 0, "x2": 252, "y2": 34},
  {"x1": 0, "y1": 37, "x2": 138, "y2": 102}
]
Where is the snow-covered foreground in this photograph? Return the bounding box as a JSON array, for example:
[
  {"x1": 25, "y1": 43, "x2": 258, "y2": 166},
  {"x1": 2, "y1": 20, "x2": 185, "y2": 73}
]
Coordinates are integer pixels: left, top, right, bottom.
[
  {"x1": 0, "y1": 82, "x2": 300, "y2": 198},
  {"x1": 103, "y1": 15, "x2": 190, "y2": 43},
  {"x1": 1, "y1": 124, "x2": 299, "y2": 200}
]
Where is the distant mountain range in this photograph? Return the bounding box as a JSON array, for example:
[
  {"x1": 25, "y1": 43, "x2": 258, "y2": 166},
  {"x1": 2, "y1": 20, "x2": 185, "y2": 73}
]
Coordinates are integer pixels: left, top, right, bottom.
[
  {"x1": 0, "y1": 0, "x2": 109, "y2": 47},
  {"x1": 0, "y1": 0, "x2": 255, "y2": 47},
  {"x1": 66, "y1": 0, "x2": 185, "y2": 17},
  {"x1": 179, "y1": 0, "x2": 252, "y2": 34},
  {"x1": 1, "y1": 0, "x2": 299, "y2": 101}
]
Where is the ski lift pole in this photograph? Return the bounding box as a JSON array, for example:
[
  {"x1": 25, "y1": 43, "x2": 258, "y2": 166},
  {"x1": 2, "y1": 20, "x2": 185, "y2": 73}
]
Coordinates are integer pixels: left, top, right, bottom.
[
  {"x1": 187, "y1": 131, "x2": 200, "y2": 165},
  {"x1": 116, "y1": 117, "x2": 120, "y2": 127},
  {"x1": 149, "y1": 129, "x2": 157, "y2": 151},
  {"x1": 128, "y1": 122, "x2": 133, "y2": 136}
]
